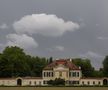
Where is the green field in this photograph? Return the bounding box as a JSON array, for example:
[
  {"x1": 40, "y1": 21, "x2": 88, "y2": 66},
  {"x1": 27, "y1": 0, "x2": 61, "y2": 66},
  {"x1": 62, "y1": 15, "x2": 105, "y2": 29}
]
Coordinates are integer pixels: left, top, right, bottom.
[{"x1": 0, "y1": 87, "x2": 108, "y2": 90}]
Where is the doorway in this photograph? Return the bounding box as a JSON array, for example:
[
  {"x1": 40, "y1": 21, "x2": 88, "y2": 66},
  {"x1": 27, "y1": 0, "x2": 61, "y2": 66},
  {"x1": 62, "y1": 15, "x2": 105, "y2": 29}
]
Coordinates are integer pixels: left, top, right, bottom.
[
  {"x1": 17, "y1": 79, "x2": 22, "y2": 86},
  {"x1": 103, "y1": 79, "x2": 108, "y2": 85}
]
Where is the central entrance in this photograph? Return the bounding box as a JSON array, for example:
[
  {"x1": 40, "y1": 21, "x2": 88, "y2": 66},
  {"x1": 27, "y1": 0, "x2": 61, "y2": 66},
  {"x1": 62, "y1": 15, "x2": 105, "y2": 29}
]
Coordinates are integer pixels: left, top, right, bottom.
[{"x1": 17, "y1": 79, "x2": 22, "y2": 86}]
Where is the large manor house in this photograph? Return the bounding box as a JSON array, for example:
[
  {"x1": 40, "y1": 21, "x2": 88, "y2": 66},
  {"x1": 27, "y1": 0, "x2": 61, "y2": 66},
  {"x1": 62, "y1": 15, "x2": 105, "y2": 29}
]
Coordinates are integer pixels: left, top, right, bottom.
[{"x1": 0, "y1": 59, "x2": 108, "y2": 86}]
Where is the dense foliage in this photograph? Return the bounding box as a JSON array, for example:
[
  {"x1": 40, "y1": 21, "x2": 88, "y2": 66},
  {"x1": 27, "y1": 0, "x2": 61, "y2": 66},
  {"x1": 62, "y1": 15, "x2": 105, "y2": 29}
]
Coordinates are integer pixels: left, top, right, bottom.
[
  {"x1": 72, "y1": 58, "x2": 94, "y2": 77},
  {"x1": 103, "y1": 56, "x2": 108, "y2": 77},
  {"x1": 0, "y1": 46, "x2": 48, "y2": 77},
  {"x1": 47, "y1": 78, "x2": 65, "y2": 85},
  {"x1": 72, "y1": 58, "x2": 103, "y2": 77}
]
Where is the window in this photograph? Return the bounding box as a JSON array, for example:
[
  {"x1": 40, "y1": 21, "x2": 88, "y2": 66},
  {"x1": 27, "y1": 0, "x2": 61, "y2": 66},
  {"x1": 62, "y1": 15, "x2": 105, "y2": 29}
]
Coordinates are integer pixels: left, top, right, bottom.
[
  {"x1": 72, "y1": 72, "x2": 76, "y2": 77},
  {"x1": 47, "y1": 72, "x2": 49, "y2": 77},
  {"x1": 77, "y1": 72, "x2": 79, "y2": 77},
  {"x1": 87, "y1": 81, "x2": 90, "y2": 85},
  {"x1": 43, "y1": 80, "x2": 48, "y2": 84},
  {"x1": 51, "y1": 72, "x2": 53, "y2": 77},
  {"x1": 98, "y1": 81, "x2": 101, "y2": 85},
  {"x1": 48, "y1": 72, "x2": 50, "y2": 77},
  {"x1": 29, "y1": 81, "x2": 31, "y2": 85},
  {"x1": 34, "y1": 81, "x2": 36, "y2": 85},
  {"x1": 82, "y1": 81, "x2": 84, "y2": 85},
  {"x1": 39, "y1": 81, "x2": 41, "y2": 85},
  {"x1": 93, "y1": 81, "x2": 95, "y2": 85},
  {"x1": 43, "y1": 81, "x2": 45, "y2": 84},
  {"x1": 44, "y1": 72, "x2": 48, "y2": 77},
  {"x1": 44, "y1": 72, "x2": 46, "y2": 77},
  {"x1": 69, "y1": 72, "x2": 71, "y2": 77}
]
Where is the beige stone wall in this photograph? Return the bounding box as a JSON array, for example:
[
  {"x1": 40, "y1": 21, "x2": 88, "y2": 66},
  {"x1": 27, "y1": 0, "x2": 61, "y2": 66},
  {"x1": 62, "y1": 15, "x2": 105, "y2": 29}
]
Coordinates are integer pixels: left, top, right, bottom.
[
  {"x1": 22, "y1": 79, "x2": 43, "y2": 86},
  {"x1": 0, "y1": 77, "x2": 104, "y2": 86},
  {"x1": 0, "y1": 78, "x2": 43, "y2": 86},
  {"x1": 0, "y1": 79, "x2": 16, "y2": 86},
  {"x1": 80, "y1": 79, "x2": 103, "y2": 86}
]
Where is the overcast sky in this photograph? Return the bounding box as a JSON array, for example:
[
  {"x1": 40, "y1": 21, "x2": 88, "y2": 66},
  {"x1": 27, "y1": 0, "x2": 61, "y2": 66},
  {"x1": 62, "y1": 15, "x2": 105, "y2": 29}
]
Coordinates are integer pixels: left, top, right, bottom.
[{"x1": 0, "y1": 0, "x2": 108, "y2": 69}]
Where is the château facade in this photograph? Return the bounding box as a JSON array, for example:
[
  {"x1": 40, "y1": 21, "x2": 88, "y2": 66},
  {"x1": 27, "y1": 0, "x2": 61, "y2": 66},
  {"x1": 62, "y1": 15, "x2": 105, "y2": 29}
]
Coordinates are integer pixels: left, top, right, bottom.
[
  {"x1": 0, "y1": 59, "x2": 108, "y2": 86},
  {"x1": 43, "y1": 59, "x2": 82, "y2": 85}
]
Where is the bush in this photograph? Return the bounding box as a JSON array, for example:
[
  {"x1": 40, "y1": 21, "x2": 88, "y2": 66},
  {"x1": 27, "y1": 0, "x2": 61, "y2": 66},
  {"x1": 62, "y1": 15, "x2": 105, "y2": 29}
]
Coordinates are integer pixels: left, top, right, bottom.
[{"x1": 47, "y1": 78, "x2": 65, "y2": 86}]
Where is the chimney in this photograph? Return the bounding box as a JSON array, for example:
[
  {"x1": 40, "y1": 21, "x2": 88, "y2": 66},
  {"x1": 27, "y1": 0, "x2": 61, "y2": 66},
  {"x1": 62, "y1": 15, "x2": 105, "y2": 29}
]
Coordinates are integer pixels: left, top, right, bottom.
[
  {"x1": 70, "y1": 58, "x2": 72, "y2": 62},
  {"x1": 79, "y1": 66, "x2": 81, "y2": 69}
]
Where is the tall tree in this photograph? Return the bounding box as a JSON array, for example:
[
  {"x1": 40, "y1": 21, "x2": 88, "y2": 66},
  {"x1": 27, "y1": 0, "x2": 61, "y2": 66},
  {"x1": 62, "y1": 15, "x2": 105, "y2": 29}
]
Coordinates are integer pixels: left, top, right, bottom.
[
  {"x1": 0, "y1": 46, "x2": 31, "y2": 77},
  {"x1": 49, "y1": 57, "x2": 53, "y2": 64},
  {"x1": 103, "y1": 56, "x2": 108, "y2": 77},
  {"x1": 72, "y1": 58, "x2": 94, "y2": 77}
]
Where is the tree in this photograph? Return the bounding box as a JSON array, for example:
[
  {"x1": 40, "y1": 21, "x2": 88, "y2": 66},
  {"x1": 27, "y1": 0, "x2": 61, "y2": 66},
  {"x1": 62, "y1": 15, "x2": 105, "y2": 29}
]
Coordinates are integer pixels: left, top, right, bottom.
[
  {"x1": 103, "y1": 56, "x2": 108, "y2": 77},
  {"x1": 72, "y1": 58, "x2": 94, "y2": 77},
  {"x1": 48, "y1": 78, "x2": 65, "y2": 85},
  {"x1": 28, "y1": 56, "x2": 48, "y2": 77},
  {"x1": 0, "y1": 46, "x2": 48, "y2": 77},
  {"x1": 0, "y1": 46, "x2": 31, "y2": 77},
  {"x1": 49, "y1": 57, "x2": 53, "y2": 64}
]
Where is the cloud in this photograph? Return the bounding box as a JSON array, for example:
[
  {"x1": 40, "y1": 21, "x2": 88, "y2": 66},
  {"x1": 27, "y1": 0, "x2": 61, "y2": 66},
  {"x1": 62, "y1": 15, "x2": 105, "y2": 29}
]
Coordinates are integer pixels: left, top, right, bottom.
[
  {"x1": 48, "y1": 46, "x2": 64, "y2": 52},
  {"x1": 0, "y1": 23, "x2": 8, "y2": 29},
  {"x1": 97, "y1": 37, "x2": 108, "y2": 40},
  {"x1": 80, "y1": 51, "x2": 104, "y2": 58},
  {"x1": 13, "y1": 13, "x2": 80, "y2": 37},
  {"x1": 6, "y1": 34, "x2": 38, "y2": 49}
]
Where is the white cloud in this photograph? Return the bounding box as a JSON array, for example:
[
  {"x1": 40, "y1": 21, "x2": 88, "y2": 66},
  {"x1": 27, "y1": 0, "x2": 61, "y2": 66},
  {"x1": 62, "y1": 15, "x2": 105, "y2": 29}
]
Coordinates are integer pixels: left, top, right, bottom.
[
  {"x1": 13, "y1": 13, "x2": 80, "y2": 37},
  {"x1": 6, "y1": 34, "x2": 38, "y2": 49},
  {"x1": 48, "y1": 46, "x2": 64, "y2": 52},
  {"x1": 0, "y1": 23, "x2": 8, "y2": 29},
  {"x1": 80, "y1": 51, "x2": 103, "y2": 58},
  {"x1": 97, "y1": 37, "x2": 108, "y2": 40}
]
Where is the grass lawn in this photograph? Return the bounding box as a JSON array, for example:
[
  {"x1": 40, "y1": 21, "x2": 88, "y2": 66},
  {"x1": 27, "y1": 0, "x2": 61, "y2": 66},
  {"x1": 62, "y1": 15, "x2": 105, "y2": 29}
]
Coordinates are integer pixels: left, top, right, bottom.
[{"x1": 0, "y1": 87, "x2": 108, "y2": 90}]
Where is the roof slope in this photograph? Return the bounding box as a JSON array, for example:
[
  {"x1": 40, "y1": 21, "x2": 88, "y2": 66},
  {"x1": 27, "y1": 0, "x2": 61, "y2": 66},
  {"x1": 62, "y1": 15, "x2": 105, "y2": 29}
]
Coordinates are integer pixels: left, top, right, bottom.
[{"x1": 43, "y1": 59, "x2": 80, "y2": 70}]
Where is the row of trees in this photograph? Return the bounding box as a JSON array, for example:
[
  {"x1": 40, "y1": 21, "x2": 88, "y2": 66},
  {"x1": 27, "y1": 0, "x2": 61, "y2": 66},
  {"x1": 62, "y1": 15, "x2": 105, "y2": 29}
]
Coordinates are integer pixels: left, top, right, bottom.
[
  {"x1": 72, "y1": 58, "x2": 103, "y2": 77},
  {"x1": 0, "y1": 46, "x2": 108, "y2": 77},
  {"x1": 0, "y1": 46, "x2": 49, "y2": 77}
]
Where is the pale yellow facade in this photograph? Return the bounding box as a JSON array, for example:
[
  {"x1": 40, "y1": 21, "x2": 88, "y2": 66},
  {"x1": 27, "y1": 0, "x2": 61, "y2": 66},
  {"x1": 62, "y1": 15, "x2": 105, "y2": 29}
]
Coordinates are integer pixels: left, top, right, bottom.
[{"x1": 42, "y1": 63, "x2": 82, "y2": 85}]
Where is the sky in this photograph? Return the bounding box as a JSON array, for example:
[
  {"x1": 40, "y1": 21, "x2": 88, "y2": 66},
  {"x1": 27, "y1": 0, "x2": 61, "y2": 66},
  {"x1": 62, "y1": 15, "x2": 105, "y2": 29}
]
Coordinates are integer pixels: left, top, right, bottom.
[{"x1": 0, "y1": 0, "x2": 108, "y2": 69}]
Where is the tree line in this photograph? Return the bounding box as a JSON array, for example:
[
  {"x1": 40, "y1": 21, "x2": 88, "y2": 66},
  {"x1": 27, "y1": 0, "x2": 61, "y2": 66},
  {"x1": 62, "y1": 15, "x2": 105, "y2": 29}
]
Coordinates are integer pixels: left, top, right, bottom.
[{"x1": 0, "y1": 46, "x2": 108, "y2": 77}]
